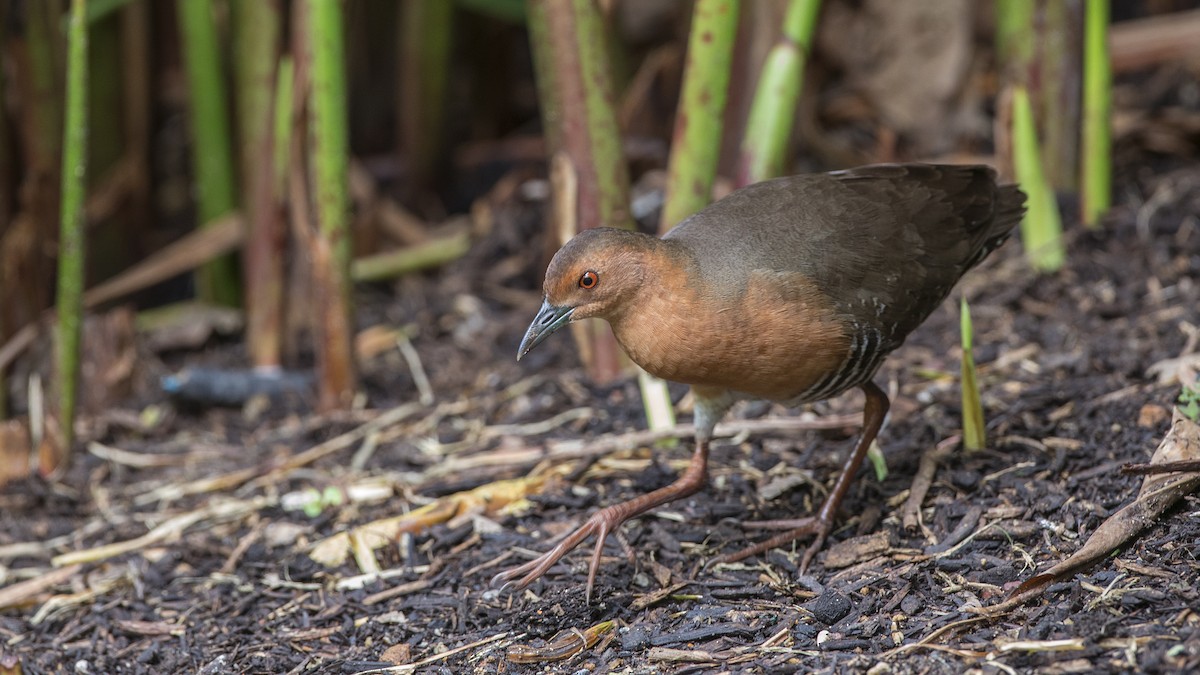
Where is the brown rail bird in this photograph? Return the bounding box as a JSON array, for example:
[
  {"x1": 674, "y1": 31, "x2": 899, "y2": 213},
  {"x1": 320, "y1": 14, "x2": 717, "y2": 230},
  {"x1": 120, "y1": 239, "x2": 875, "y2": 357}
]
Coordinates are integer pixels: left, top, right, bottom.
[{"x1": 494, "y1": 163, "x2": 1025, "y2": 600}]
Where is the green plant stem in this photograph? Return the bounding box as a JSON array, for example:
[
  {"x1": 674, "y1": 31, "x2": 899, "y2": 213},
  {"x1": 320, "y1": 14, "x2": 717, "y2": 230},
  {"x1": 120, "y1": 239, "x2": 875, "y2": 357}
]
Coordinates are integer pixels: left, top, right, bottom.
[
  {"x1": 659, "y1": 0, "x2": 738, "y2": 232},
  {"x1": 1012, "y1": 86, "x2": 1065, "y2": 273},
  {"x1": 352, "y1": 230, "x2": 471, "y2": 282},
  {"x1": 527, "y1": 0, "x2": 633, "y2": 385},
  {"x1": 736, "y1": 0, "x2": 820, "y2": 187},
  {"x1": 960, "y1": 298, "x2": 985, "y2": 451},
  {"x1": 273, "y1": 58, "x2": 295, "y2": 196},
  {"x1": 399, "y1": 0, "x2": 454, "y2": 190},
  {"x1": 178, "y1": 0, "x2": 241, "y2": 306},
  {"x1": 527, "y1": 0, "x2": 632, "y2": 233},
  {"x1": 55, "y1": 0, "x2": 89, "y2": 460},
  {"x1": 307, "y1": 0, "x2": 357, "y2": 409},
  {"x1": 234, "y1": 0, "x2": 284, "y2": 368},
  {"x1": 1081, "y1": 0, "x2": 1111, "y2": 227},
  {"x1": 995, "y1": 0, "x2": 1081, "y2": 191}
]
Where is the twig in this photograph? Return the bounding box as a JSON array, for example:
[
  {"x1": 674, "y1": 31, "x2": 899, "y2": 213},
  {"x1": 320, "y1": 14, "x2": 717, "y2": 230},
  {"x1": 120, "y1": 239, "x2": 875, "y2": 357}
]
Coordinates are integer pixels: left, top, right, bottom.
[
  {"x1": 53, "y1": 496, "x2": 272, "y2": 567},
  {"x1": 138, "y1": 401, "x2": 425, "y2": 504},
  {"x1": 418, "y1": 413, "x2": 861, "y2": 482},
  {"x1": 0, "y1": 565, "x2": 83, "y2": 612},
  {"x1": 901, "y1": 435, "x2": 960, "y2": 534},
  {"x1": 1110, "y1": 8, "x2": 1200, "y2": 73},
  {"x1": 88, "y1": 441, "x2": 195, "y2": 468},
  {"x1": 349, "y1": 632, "x2": 511, "y2": 674},
  {"x1": 882, "y1": 615, "x2": 991, "y2": 659},
  {"x1": 219, "y1": 519, "x2": 264, "y2": 575},
  {"x1": 1120, "y1": 459, "x2": 1200, "y2": 475},
  {"x1": 396, "y1": 333, "x2": 434, "y2": 405}
]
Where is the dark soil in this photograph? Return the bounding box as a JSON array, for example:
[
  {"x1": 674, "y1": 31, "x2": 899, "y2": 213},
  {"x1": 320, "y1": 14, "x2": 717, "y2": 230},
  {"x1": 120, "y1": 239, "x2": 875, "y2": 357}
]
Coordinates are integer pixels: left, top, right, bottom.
[{"x1": 3, "y1": 115, "x2": 1200, "y2": 675}]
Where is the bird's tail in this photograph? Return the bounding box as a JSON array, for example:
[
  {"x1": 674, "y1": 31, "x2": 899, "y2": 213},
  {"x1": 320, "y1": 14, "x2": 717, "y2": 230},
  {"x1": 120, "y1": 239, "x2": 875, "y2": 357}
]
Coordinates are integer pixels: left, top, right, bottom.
[{"x1": 969, "y1": 183, "x2": 1027, "y2": 269}]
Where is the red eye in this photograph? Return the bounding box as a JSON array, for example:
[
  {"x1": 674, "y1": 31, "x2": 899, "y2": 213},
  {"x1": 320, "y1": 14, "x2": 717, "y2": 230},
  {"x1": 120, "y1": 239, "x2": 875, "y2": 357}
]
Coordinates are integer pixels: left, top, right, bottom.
[{"x1": 578, "y1": 271, "x2": 599, "y2": 289}]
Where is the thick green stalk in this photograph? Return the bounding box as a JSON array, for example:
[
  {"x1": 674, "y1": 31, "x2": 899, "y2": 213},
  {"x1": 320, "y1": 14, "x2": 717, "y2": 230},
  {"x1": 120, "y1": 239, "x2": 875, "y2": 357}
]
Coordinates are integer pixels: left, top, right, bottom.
[
  {"x1": 399, "y1": 0, "x2": 454, "y2": 190},
  {"x1": 307, "y1": 0, "x2": 357, "y2": 409},
  {"x1": 352, "y1": 230, "x2": 471, "y2": 282},
  {"x1": 88, "y1": 11, "x2": 128, "y2": 281},
  {"x1": 528, "y1": 0, "x2": 631, "y2": 233},
  {"x1": 735, "y1": 0, "x2": 820, "y2": 187},
  {"x1": 54, "y1": 0, "x2": 89, "y2": 461},
  {"x1": 960, "y1": 298, "x2": 985, "y2": 451},
  {"x1": 234, "y1": 0, "x2": 284, "y2": 368},
  {"x1": 1012, "y1": 86, "x2": 1065, "y2": 273},
  {"x1": 527, "y1": 0, "x2": 633, "y2": 384},
  {"x1": 995, "y1": 0, "x2": 1082, "y2": 192},
  {"x1": 178, "y1": 0, "x2": 240, "y2": 306},
  {"x1": 85, "y1": 0, "x2": 137, "y2": 24},
  {"x1": 994, "y1": 0, "x2": 1032, "y2": 67},
  {"x1": 120, "y1": 0, "x2": 152, "y2": 253},
  {"x1": 10, "y1": 0, "x2": 63, "y2": 332},
  {"x1": 1081, "y1": 0, "x2": 1111, "y2": 227},
  {"x1": 458, "y1": 0, "x2": 525, "y2": 23},
  {"x1": 273, "y1": 58, "x2": 295, "y2": 197},
  {"x1": 660, "y1": 0, "x2": 738, "y2": 232},
  {"x1": 650, "y1": 0, "x2": 739, "y2": 436}
]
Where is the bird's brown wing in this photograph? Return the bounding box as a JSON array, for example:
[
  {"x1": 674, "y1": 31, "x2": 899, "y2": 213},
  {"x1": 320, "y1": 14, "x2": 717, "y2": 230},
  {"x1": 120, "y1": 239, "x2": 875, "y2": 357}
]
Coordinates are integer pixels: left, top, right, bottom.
[{"x1": 668, "y1": 164, "x2": 1024, "y2": 348}]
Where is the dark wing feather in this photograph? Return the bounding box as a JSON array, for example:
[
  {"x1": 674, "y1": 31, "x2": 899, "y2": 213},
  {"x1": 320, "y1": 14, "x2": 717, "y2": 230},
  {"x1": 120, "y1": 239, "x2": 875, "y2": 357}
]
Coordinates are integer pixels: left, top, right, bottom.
[{"x1": 667, "y1": 164, "x2": 1025, "y2": 347}]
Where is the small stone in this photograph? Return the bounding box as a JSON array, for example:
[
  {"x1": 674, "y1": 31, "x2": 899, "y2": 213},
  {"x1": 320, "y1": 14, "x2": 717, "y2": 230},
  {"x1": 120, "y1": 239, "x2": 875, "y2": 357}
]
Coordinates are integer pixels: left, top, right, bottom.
[{"x1": 805, "y1": 590, "x2": 853, "y2": 625}]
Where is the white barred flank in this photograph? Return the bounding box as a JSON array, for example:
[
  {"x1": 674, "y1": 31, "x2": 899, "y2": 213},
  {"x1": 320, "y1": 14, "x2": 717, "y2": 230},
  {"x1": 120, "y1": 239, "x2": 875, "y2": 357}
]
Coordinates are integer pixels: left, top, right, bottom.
[{"x1": 796, "y1": 325, "x2": 890, "y2": 403}]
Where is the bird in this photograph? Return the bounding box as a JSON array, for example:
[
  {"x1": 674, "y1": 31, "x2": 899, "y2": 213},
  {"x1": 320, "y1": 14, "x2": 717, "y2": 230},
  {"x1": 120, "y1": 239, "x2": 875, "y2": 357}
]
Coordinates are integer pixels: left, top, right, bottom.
[{"x1": 493, "y1": 163, "x2": 1026, "y2": 601}]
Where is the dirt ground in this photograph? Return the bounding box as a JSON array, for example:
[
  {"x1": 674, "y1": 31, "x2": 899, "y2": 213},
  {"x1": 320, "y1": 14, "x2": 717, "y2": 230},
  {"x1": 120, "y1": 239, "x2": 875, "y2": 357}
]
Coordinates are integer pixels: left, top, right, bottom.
[{"x1": 3, "y1": 96, "x2": 1200, "y2": 675}]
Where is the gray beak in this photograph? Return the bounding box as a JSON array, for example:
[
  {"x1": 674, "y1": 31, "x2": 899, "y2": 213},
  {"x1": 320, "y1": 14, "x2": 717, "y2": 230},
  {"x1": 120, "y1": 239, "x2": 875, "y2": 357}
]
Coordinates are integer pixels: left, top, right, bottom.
[{"x1": 517, "y1": 298, "x2": 574, "y2": 361}]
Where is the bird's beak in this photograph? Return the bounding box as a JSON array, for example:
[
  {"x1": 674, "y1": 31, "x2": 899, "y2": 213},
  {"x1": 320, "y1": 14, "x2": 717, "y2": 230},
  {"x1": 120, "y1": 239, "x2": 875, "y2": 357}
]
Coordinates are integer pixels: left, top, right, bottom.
[{"x1": 518, "y1": 298, "x2": 574, "y2": 361}]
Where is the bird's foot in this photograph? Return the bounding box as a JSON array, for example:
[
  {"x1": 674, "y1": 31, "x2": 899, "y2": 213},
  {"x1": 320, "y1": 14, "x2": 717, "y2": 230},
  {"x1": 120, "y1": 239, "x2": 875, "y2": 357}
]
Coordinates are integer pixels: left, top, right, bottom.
[
  {"x1": 490, "y1": 505, "x2": 621, "y2": 603},
  {"x1": 710, "y1": 514, "x2": 833, "y2": 575}
]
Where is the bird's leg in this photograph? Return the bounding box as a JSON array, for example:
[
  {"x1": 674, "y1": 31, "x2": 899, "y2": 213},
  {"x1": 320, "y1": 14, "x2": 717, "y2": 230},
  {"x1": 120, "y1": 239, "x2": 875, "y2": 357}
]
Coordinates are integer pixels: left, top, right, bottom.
[
  {"x1": 716, "y1": 381, "x2": 890, "y2": 573},
  {"x1": 492, "y1": 439, "x2": 710, "y2": 602}
]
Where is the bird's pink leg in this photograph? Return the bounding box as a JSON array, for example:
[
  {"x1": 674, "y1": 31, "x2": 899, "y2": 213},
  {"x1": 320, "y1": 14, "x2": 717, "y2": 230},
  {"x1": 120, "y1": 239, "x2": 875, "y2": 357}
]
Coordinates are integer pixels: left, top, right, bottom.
[
  {"x1": 715, "y1": 381, "x2": 890, "y2": 573},
  {"x1": 492, "y1": 440, "x2": 710, "y2": 602}
]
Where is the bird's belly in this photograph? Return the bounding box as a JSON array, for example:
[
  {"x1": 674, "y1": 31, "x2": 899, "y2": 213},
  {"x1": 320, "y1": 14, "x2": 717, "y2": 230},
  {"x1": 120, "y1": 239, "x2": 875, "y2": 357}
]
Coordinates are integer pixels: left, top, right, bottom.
[
  {"x1": 642, "y1": 337, "x2": 842, "y2": 402},
  {"x1": 615, "y1": 305, "x2": 850, "y2": 403}
]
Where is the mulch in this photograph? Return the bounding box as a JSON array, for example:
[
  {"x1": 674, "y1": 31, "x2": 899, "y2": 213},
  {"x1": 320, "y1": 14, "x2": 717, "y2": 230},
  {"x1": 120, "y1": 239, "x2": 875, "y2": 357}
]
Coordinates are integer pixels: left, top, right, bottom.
[{"x1": 3, "y1": 136, "x2": 1200, "y2": 675}]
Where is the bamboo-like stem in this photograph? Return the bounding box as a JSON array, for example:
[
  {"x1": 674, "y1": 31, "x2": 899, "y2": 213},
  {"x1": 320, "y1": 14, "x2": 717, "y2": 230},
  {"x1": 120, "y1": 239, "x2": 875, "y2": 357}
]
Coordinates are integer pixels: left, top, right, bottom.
[
  {"x1": 352, "y1": 230, "x2": 471, "y2": 282},
  {"x1": 399, "y1": 0, "x2": 454, "y2": 194},
  {"x1": 273, "y1": 58, "x2": 295, "y2": 197},
  {"x1": 659, "y1": 0, "x2": 738, "y2": 232},
  {"x1": 9, "y1": 0, "x2": 63, "y2": 332},
  {"x1": 306, "y1": 0, "x2": 357, "y2": 409},
  {"x1": 995, "y1": 0, "x2": 1082, "y2": 192},
  {"x1": 53, "y1": 0, "x2": 89, "y2": 467},
  {"x1": 735, "y1": 0, "x2": 820, "y2": 187},
  {"x1": 120, "y1": 0, "x2": 151, "y2": 251},
  {"x1": 234, "y1": 0, "x2": 285, "y2": 368},
  {"x1": 1080, "y1": 0, "x2": 1111, "y2": 228},
  {"x1": 87, "y1": 11, "x2": 129, "y2": 281},
  {"x1": 177, "y1": 0, "x2": 241, "y2": 306},
  {"x1": 1012, "y1": 86, "x2": 1065, "y2": 273},
  {"x1": 84, "y1": 0, "x2": 138, "y2": 24},
  {"x1": 960, "y1": 298, "x2": 985, "y2": 451},
  {"x1": 527, "y1": 0, "x2": 633, "y2": 385}
]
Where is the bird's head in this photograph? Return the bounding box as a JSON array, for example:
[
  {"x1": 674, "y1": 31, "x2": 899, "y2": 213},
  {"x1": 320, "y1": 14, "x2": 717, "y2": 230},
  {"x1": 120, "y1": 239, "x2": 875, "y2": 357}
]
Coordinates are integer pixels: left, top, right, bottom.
[{"x1": 517, "y1": 227, "x2": 656, "y2": 361}]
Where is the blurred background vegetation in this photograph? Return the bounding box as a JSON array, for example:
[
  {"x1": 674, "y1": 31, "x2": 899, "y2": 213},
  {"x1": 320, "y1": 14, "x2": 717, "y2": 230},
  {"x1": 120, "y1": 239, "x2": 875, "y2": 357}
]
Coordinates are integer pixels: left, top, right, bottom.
[{"x1": 0, "y1": 0, "x2": 1197, "y2": 475}]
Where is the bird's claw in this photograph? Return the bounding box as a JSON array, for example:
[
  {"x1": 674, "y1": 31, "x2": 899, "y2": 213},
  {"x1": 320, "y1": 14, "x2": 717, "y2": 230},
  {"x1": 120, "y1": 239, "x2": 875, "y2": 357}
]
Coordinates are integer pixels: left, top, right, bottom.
[{"x1": 490, "y1": 508, "x2": 617, "y2": 602}]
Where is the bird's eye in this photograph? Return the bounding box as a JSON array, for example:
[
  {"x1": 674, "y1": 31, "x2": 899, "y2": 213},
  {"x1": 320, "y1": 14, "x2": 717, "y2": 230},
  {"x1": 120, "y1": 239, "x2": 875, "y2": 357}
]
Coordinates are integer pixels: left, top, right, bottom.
[{"x1": 578, "y1": 270, "x2": 599, "y2": 289}]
